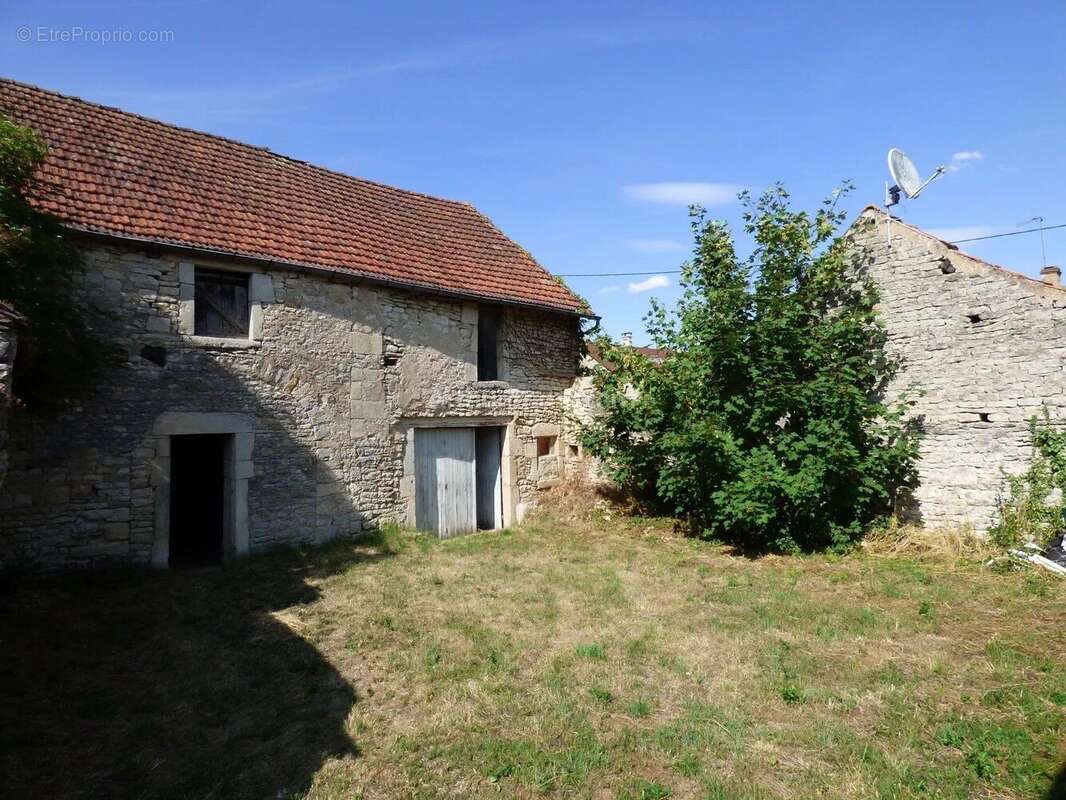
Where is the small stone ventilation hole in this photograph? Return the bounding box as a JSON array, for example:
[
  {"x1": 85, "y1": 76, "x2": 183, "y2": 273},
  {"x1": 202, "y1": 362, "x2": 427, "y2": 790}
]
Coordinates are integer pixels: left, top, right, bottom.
[
  {"x1": 968, "y1": 313, "x2": 982, "y2": 324},
  {"x1": 979, "y1": 412, "x2": 991, "y2": 423}
]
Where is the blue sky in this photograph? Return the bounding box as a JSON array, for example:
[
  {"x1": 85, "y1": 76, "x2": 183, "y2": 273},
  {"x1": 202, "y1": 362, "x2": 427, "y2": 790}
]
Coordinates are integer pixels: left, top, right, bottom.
[{"x1": 3, "y1": 1, "x2": 1064, "y2": 342}]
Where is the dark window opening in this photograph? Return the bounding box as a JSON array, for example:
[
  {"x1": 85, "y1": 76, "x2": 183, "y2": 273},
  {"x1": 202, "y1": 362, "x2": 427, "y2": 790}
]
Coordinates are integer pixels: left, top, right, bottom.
[
  {"x1": 140, "y1": 345, "x2": 167, "y2": 367},
  {"x1": 169, "y1": 434, "x2": 227, "y2": 568},
  {"x1": 194, "y1": 268, "x2": 250, "y2": 338},
  {"x1": 537, "y1": 435, "x2": 556, "y2": 457},
  {"x1": 477, "y1": 306, "x2": 501, "y2": 381},
  {"x1": 968, "y1": 314, "x2": 982, "y2": 324},
  {"x1": 568, "y1": 444, "x2": 580, "y2": 458},
  {"x1": 979, "y1": 412, "x2": 991, "y2": 423}
]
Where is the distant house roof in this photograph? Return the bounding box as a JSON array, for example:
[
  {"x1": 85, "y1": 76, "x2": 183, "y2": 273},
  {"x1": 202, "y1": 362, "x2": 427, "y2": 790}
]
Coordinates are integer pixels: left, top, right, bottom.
[
  {"x1": 0, "y1": 78, "x2": 588, "y2": 316},
  {"x1": 586, "y1": 342, "x2": 669, "y2": 370}
]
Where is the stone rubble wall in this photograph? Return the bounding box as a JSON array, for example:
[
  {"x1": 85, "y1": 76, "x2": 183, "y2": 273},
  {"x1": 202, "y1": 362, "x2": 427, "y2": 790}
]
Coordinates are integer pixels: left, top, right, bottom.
[
  {"x1": 850, "y1": 209, "x2": 1066, "y2": 530},
  {"x1": 561, "y1": 357, "x2": 609, "y2": 483},
  {"x1": 0, "y1": 322, "x2": 17, "y2": 492},
  {"x1": 0, "y1": 241, "x2": 580, "y2": 571}
]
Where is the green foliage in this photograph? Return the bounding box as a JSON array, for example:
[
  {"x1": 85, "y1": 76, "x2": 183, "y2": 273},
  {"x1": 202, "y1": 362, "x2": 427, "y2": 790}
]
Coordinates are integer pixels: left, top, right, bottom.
[
  {"x1": 575, "y1": 642, "x2": 606, "y2": 660},
  {"x1": 581, "y1": 185, "x2": 921, "y2": 551},
  {"x1": 990, "y1": 411, "x2": 1066, "y2": 549},
  {"x1": 620, "y1": 779, "x2": 671, "y2": 800},
  {"x1": 0, "y1": 115, "x2": 115, "y2": 410},
  {"x1": 627, "y1": 698, "x2": 651, "y2": 718},
  {"x1": 588, "y1": 685, "x2": 613, "y2": 704}
]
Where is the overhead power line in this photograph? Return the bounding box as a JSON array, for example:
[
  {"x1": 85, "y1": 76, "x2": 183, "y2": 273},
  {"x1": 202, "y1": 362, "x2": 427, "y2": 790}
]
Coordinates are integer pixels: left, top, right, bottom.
[
  {"x1": 950, "y1": 221, "x2": 1066, "y2": 244},
  {"x1": 557, "y1": 220, "x2": 1066, "y2": 278}
]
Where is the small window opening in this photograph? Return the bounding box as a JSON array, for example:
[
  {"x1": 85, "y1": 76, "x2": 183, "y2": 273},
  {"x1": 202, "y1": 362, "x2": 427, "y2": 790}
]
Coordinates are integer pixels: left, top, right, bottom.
[
  {"x1": 140, "y1": 345, "x2": 167, "y2": 367},
  {"x1": 194, "y1": 268, "x2": 250, "y2": 338},
  {"x1": 477, "y1": 305, "x2": 501, "y2": 381},
  {"x1": 568, "y1": 444, "x2": 580, "y2": 458},
  {"x1": 979, "y1": 412, "x2": 991, "y2": 423},
  {"x1": 537, "y1": 436, "x2": 557, "y2": 457},
  {"x1": 968, "y1": 314, "x2": 982, "y2": 324}
]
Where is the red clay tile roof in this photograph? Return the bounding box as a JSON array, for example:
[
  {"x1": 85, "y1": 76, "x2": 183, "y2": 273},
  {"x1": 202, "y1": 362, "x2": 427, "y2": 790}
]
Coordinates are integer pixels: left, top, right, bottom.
[
  {"x1": 0, "y1": 78, "x2": 587, "y2": 315},
  {"x1": 586, "y1": 342, "x2": 669, "y2": 369}
]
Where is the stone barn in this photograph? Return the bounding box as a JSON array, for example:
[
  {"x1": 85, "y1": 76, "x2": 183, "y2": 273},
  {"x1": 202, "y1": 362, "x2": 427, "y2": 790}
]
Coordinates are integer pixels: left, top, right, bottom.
[
  {"x1": 850, "y1": 206, "x2": 1066, "y2": 531},
  {"x1": 0, "y1": 79, "x2": 590, "y2": 571}
]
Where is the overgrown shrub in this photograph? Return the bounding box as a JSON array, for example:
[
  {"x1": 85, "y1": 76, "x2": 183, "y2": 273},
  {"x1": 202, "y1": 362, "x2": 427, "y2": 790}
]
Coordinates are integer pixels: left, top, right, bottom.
[
  {"x1": 580, "y1": 185, "x2": 921, "y2": 552},
  {"x1": 990, "y1": 413, "x2": 1066, "y2": 549},
  {"x1": 0, "y1": 116, "x2": 115, "y2": 410}
]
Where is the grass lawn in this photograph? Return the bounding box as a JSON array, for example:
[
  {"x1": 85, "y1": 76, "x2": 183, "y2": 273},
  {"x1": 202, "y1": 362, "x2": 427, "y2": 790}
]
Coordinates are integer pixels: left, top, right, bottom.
[{"x1": 2, "y1": 500, "x2": 1064, "y2": 799}]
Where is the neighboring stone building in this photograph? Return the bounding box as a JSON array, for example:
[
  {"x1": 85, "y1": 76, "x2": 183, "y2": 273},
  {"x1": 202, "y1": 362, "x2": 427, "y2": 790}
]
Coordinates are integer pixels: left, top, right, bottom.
[
  {"x1": 562, "y1": 336, "x2": 669, "y2": 482},
  {"x1": 0, "y1": 80, "x2": 590, "y2": 571},
  {"x1": 849, "y1": 206, "x2": 1066, "y2": 530}
]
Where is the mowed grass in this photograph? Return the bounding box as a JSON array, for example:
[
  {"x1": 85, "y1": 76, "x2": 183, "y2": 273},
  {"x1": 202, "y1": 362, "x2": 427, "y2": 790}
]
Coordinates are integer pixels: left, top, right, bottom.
[{"x1": 2, "y1": 503, "x2": 1065, "y2": 800}]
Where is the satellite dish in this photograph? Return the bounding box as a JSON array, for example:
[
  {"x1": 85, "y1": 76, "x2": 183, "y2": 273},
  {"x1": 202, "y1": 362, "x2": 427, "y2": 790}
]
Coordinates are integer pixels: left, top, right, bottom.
[
  {"x1": 888, "y1": 149, "x2": 922, "y2": 197},
  {"x1": 884, "y1": 148, "x2": 947, "y2": 207}
]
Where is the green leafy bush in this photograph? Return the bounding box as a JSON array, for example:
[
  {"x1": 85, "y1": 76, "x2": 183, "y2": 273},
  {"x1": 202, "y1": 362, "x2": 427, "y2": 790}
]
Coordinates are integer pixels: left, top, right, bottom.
[
  {"x1": 990, "y1": 413, "x2": 1066, "y2": 549},
  {"x1": 0, "y1": 116, "x2": 116, "y2": 410},
  {"x1": 580, "y1": 185, "x2": 921, "y2": 552}
]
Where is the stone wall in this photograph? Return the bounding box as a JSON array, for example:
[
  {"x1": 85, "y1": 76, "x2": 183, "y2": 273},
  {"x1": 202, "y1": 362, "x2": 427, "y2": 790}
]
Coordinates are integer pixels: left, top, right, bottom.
[
  {"x1": 0, "y1": 241, "x2": 581, "y2": 571},
  {"x1": 850, "y1": 208, "x2": 1066, "y2": 530},
  {"x1": 561, "y1": 357, "x2": 607, "y2": 483},
  {"x1": 0, "y1": 318, "x2": 19, "y2": 492}
]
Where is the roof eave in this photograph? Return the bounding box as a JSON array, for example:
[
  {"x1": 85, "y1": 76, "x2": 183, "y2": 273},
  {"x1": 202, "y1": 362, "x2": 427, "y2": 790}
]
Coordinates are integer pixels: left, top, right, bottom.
[{"x1": 68, "y1": 225, "x2": 598, "y2": 320}]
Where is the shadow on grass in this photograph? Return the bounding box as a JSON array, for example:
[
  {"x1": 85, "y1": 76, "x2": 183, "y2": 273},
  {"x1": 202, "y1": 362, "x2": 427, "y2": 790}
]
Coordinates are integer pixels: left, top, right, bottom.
[
  {"x1": 0, "y1": 535, "x2": 392, "y2": 799},
  {"x1": 1049, "y1": 761, "x2": 1066, "y2": 800}
]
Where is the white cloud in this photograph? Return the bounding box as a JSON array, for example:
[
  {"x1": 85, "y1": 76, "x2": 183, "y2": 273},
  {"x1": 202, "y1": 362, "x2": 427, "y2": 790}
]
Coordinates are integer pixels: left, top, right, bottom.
[
  {"x1": 947, "y1": 150, "x2": 984, "y2": 173},
  {"x1": 599, "y1": 284, "x2": 621, "y2": 294},
  {"x1": 623, "y1": 182, "x2": 743, "y2": 206},
  {"x1": 625, "y1": 238, "x2": 687, "y2": 254},
  {"x1": 627, "y1": 275, "x2": 670, "y2": 294},
  {"x1": 925, "y1": 226, "x2": 998, "y2": 242}
]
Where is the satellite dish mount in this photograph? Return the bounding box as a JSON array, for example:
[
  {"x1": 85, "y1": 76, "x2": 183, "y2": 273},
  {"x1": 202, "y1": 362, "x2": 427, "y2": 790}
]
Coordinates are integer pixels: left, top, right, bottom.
[{"x1": 884, "y1": 148, "x2": 946, "y2": 207}]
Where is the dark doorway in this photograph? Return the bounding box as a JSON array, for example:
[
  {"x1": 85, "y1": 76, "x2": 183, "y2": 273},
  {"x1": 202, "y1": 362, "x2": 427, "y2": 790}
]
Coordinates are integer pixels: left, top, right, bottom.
[
  {"x1": 170, "y1": 434, "x2": 227, "y2": 568},
  {"x1": 475, "y1": 426, "x2": 504, "y2": 530}
]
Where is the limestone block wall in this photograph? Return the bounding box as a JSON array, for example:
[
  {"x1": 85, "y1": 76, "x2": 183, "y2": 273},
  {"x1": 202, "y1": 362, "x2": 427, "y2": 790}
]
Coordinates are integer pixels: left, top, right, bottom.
[
  {"x1": 850, "y1": 209, "x2": 1066, "y2": 530},
  {"x1": 0, "y1": 241, "x2": 580, "y2": 571}
]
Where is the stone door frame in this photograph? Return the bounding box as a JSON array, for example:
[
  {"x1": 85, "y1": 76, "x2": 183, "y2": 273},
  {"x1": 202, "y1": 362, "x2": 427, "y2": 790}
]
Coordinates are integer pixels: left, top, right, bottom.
[
  {"x1": 150, "y1": 412, "x2": 255, "y2": 568},
  {"x1": 397, "y1": 416, "x2": 515, "y2": 531}
]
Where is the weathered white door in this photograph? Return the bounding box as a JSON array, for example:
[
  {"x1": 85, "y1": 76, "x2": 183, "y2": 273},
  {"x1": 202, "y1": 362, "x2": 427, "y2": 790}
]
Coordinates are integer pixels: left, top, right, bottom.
[{"x1": 415, "y1": 428, "x2": 476, "y2": 537}]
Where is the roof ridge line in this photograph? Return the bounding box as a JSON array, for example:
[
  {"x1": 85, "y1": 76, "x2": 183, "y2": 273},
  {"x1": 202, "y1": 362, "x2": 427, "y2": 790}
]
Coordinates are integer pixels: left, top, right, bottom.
[
  {"x1": 857, "y1": 205, "x2": 1065, "y2": 294},
  {"x1": 0, "y1": 75, "x2": 475, "y2": 210}
]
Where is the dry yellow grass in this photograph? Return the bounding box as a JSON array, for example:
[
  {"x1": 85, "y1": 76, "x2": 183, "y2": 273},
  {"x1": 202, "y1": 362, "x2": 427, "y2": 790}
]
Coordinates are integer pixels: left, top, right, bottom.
[
  {"x1": 2, "y1": 496, "x2": 1064, "y2": 799},
  {"x1": 862, "y1": 518, "x2": 997, "y2": 560}
]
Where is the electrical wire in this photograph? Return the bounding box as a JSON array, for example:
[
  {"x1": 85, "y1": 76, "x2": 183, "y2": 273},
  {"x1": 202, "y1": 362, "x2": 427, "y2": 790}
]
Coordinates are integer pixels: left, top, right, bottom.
[{"x1": 557, "y1": 220, "x2": 1066, "y2": 278}]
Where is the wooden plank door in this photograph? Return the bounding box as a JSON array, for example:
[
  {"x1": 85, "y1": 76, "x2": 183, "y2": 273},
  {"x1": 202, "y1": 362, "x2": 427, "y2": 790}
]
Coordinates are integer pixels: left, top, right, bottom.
[{"x1": 415, "y1": 427, "x2": 476, "y2": 537}]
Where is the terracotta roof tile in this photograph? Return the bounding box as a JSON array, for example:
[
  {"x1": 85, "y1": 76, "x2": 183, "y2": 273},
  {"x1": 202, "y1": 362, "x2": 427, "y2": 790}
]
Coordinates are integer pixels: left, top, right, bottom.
[{"x1": 0, "y1": 78, "x2": 587, "y2": 315}]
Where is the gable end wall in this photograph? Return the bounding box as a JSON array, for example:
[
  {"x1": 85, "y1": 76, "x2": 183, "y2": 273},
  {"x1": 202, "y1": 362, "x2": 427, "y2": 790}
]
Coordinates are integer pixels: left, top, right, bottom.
[{"x1": 851, "y1": 211, "x2": 1066, "y2": 530}]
